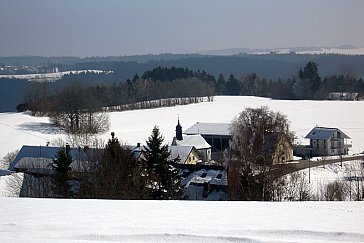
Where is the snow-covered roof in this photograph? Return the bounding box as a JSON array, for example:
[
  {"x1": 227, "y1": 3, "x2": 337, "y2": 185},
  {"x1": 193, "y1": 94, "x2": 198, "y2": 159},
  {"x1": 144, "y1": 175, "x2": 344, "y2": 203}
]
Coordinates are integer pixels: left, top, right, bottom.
[
  {"x1": 169, "y1": 146, "x2": 195, "y2": 163},
  {"x1": 14, "y1": 157, "x2": 92, "y2": 173},
  {"x1": 182, "y1": 169, "x2": 227, "y2": 187},
  {"x1": 10, "y1": 145, "x2": 100, "y2": 171},
  {"x1": 184, "y1": 122, "x2": 231, "y2": 136},
  {"x1": 173, "y1": 134, "x2": 211, "y2": 150},
  {"x1": 305, "y1": 127, "x2": 350, "y2": 140},
  {"x1": 130, "y1": 144, "x2": 146, "y2": 160}
]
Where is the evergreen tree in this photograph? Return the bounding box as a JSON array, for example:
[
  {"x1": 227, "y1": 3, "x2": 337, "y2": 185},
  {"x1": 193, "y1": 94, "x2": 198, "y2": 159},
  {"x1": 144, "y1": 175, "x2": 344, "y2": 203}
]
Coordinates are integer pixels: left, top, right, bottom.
[
  {"x1": 226, "y1": 74, "x2": 240, "y2": 95},
  {"x1": 81, "y1": 132, "x2": 147, "y2": 199},
  {"x1": 52, "y1": 148, "x2": 72, "y2": 198},
  {"x1": 299, "y1": 61, "x2": 322, "y2": 97},
  {"x1": 217, "y1": 74, "x2": 227, "y2": 95},
  {"x1": 144, "y1": 126, "x2": 182, "y2": 199}
]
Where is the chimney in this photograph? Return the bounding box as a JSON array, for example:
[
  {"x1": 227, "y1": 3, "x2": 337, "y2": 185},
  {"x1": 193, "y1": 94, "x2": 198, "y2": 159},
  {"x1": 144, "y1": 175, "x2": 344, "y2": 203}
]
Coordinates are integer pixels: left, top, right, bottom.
[{"x1": 137, "y1": 143, "x2": 141, "y2": 148}]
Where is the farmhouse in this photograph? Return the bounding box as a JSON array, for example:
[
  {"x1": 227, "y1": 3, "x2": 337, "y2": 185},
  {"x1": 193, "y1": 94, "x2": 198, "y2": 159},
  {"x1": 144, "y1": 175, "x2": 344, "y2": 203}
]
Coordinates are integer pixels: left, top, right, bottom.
[
  {"x1": 9, "y1": 145, "x2": 99, "y2": 175},
  {"x1": 294, "y1": 126, "x2": 352, "y2": 158}
]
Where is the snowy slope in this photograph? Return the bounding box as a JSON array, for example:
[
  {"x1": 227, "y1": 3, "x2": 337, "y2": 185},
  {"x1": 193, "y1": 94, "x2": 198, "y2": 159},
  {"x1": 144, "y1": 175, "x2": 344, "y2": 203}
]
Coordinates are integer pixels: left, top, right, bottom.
[
  {"x1": 0, "y1": 197, "x2": 363, "y2": 242},
  {"x1": 1, "y1": 96, "x2": 364, "y2": 161}
]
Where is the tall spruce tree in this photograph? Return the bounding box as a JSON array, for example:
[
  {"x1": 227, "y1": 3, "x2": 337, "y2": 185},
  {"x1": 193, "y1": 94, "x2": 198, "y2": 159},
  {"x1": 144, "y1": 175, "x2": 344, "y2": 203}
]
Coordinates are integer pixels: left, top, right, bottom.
[
  {"x1": 144, "y1": 126, "x2": 181, "y2": 199},
  {"x1": 80, "y1": 132, "x2": 147, "y2": 199},
  {"x1": 52, "y1": 148, "x2": 72, "y2": 198}
]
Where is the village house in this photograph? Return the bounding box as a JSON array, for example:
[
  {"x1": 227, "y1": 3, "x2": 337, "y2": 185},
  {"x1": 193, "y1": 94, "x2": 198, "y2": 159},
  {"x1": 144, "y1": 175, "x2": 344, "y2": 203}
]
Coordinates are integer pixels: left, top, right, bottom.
[
  {"x1": 9, "y1": 145, "x2": 99, "y2": 175},
  {"x1": 181, "y1": 169, "x2": 228, "y2": 200},
  {"x1": 328, "y1": 92, "x2": 358, "y2": 101},
  {"x1": 169, "y1": 145, "x2": 200, "y2": 164},
  {"x1": 262, "y1": 132, "x2": 294, "y2": 164},
  {"x1": 171, "y1": 119, "x2": 212, "y2": 162},
  {"x1": 183, "y1": 121, "x2": 293, "y2": 164},
  {"x1": 294, "y1": 126, "x2": 351, "y2": 158}
]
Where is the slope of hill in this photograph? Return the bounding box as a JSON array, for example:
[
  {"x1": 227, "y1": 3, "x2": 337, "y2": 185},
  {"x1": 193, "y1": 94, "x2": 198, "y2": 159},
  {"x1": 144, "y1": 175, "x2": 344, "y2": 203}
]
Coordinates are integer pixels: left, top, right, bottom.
[{"x1": 1, "y1": 96, "x2": 363, "y2": 160}]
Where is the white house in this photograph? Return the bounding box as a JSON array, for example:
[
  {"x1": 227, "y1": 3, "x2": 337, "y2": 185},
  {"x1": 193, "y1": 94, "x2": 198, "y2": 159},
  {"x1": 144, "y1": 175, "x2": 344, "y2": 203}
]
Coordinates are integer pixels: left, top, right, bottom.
[{"x1": 304, "y1": 126, "x2": 351, "y2": 156}]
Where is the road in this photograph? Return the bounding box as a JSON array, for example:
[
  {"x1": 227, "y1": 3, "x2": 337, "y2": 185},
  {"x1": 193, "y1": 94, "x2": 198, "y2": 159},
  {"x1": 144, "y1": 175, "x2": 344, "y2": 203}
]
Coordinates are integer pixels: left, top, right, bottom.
[{"x1": 269, "y1": 155, "x2": 364, "y2": 179}]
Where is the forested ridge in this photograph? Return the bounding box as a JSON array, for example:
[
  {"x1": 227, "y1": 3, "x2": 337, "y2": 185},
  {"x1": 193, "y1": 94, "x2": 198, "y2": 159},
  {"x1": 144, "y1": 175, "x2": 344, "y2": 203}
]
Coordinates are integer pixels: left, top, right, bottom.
[{"x1": 1, "y1": 53, "x2": 364, "y2": 112}]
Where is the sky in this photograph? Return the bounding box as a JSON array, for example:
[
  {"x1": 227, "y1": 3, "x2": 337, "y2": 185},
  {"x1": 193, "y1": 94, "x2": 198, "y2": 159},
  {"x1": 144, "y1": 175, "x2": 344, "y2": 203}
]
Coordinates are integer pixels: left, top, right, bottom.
[{"x1": 0, "y1": 0, "x2": 363, "y2": 57}]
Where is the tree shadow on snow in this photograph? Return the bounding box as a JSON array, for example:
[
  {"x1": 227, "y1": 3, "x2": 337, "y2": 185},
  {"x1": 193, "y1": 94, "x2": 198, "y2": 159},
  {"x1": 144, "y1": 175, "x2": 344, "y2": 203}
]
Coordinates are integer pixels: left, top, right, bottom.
[{"x1": 17, "y1": 122, "x2": 63, "y2": 134}]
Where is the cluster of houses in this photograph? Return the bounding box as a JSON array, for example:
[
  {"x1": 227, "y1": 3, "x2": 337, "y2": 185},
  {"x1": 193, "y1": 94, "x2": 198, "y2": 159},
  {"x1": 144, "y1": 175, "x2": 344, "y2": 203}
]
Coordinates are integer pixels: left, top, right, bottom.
[{"x1": 5, "y1": 118, "x2": 352, "y2": 200}]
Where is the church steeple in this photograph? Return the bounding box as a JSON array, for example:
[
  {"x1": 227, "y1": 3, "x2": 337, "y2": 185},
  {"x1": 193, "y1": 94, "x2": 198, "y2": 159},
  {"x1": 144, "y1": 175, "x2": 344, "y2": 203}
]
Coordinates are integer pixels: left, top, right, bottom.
[{"x1": 176, "y1": 116, "x2": 183, "y2": 140}]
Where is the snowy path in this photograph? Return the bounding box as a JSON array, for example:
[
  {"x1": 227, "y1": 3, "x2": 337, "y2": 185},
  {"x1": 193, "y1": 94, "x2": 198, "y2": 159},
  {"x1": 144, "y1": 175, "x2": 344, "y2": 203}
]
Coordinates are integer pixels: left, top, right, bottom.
[{"x1": 1, "y1": 198, "x2": 364, "y2": 242}]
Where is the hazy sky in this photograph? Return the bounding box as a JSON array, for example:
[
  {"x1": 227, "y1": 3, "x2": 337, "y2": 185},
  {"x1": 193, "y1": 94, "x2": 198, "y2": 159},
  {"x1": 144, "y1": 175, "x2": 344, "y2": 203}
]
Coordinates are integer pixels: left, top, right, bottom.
[{"x1": 1, "y1": 0, "x2": 363, "y2": 57}]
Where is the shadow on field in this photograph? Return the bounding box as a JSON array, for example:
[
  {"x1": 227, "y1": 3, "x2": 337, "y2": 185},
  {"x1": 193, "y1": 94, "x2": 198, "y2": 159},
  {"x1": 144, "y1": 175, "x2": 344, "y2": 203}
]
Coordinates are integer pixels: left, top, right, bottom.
[{"x1": 17, "y1": 122, "x2": 62, "y2": 134}]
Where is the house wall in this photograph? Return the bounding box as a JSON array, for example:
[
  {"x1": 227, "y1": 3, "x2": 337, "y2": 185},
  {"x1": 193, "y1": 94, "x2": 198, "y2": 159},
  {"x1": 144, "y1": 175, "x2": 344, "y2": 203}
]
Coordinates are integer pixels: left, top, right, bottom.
[
  {"x1": 202, "y1": 135, "x2": 230, "y2": 152},
  {"x1": 310, "y1": 130, "x2": 349, "y2": 156},
  {"x1": 197, "y1": 148, "x2": 211, "y2": 162},
  {"x1": 272, "y1": 137, "x2": 293, "y2": 163},
  {"x1": 185, "y1": 149, "x2": 200, "y2": 164}
]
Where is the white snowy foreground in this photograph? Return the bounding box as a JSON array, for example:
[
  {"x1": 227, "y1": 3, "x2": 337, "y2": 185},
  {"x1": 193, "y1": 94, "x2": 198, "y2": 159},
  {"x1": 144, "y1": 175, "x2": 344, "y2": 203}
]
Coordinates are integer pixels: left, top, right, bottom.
[{"x1": 0, "y1": 198, "x2": 363, "y2": 243}]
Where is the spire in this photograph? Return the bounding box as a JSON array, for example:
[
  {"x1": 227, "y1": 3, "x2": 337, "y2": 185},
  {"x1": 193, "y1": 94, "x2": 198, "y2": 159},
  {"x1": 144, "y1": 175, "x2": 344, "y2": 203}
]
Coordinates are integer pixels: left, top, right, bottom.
[{"x1": 176, "y1": 116, "x2": 183, "y2": 141}]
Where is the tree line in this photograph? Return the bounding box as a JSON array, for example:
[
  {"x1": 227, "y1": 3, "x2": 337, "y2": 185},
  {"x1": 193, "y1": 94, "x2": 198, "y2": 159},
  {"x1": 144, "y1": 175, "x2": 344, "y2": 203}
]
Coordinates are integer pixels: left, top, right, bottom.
[
  {"x1": 216, "y1": 61, "x2": 364, "y2": 100},
  {"x1": 24, "y1": 67, "x2": 215, "y2": 134}
]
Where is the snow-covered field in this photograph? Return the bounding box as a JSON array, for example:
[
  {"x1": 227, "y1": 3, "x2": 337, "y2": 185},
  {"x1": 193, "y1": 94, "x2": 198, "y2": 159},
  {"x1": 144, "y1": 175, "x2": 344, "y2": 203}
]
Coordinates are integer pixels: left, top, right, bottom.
[
  {"x1": 1, "y1": 96, "x2": 363, "y2": 188},
  {"x1": 1, "y1": 96, "x2": 363, "y2": 160},
  {"x1": 0, "y1": 197, "x2": 363, "y2": 243},
  {"x1": 1, "y1": 96, "x2": 364, "y2": 242}
]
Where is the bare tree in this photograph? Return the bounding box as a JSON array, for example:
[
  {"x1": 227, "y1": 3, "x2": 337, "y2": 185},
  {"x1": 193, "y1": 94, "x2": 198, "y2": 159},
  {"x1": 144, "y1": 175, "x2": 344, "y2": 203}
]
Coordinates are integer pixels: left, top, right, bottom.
[
  {"x1": 1, "y1": 149, "x2": 19, "y2": 169},
  {"x1": 323, "y1": 180, "x2": 349, "y2": 201},
  {"x1": 285, "y1": 171, "x2": 311, "y2": 201},
  {"x1": 228, "y1": 106, "x2": 294, "y2": 200}
]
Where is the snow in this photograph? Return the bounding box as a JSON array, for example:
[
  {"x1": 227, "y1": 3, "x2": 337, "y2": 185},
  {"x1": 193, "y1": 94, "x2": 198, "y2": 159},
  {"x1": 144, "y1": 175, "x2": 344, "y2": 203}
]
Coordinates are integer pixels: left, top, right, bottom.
[
  {"x1": 0, "y1": 197, "x2": 363, "y2": 242},
  {"x1": 253, "y1": 47, "x2": 364, "y2": 55},
  {"x1": 1, "y1": 96, "x2": 364, "y2": 241},
  {"x1": 0, "y1": 70, "x2": 111, "y2": 81},
  {"x1": 1, "y1": 96, "x2": 364, "y2": 161}
]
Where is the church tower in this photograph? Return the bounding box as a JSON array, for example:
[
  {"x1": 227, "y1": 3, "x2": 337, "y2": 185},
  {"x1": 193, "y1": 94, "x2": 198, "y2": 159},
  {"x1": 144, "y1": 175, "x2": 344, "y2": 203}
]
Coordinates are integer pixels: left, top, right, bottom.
[{"x1": 176, "y1": 117, "x2": 183, "y2": 141}]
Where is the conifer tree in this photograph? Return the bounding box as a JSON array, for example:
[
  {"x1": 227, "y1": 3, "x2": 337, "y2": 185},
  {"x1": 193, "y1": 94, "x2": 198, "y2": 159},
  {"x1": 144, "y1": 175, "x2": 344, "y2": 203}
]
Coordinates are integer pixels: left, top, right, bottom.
[
  {"x1": 144, "y1": 126, "x2": 182, "y2": 199},
  {"x1": 84, "y1": 132, "x2": 147, "y2": 199},
  {"x1": 52, "y1": 148, "x2": 72, "y2": 198}
]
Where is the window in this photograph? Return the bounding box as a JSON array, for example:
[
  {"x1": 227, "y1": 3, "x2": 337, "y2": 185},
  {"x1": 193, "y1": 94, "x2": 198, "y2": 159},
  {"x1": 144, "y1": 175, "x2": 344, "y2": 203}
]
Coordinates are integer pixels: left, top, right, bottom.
[
  {"x1": 200, "y1": 172, "x2": 207, "y2": 178},
  {"x1": 216, "y1": 174, "x2": 223, "y2": 179}
]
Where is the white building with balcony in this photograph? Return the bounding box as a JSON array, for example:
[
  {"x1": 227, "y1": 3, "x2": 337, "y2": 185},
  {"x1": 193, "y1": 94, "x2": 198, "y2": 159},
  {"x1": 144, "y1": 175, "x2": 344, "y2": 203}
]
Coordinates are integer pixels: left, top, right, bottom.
[{"x1": 304, "y1": 126, "x2": 351, "y2": 157}]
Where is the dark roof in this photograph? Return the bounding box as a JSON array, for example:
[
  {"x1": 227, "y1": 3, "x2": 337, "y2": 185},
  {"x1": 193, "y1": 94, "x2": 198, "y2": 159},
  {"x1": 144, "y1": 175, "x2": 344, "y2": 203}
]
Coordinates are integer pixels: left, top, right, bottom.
[
  {"x1": 0, "y1": 169, "x2": 13, "y2": 176},
  {"x1": 305, "y1": 127, "x2": 350, "y2": 140}
]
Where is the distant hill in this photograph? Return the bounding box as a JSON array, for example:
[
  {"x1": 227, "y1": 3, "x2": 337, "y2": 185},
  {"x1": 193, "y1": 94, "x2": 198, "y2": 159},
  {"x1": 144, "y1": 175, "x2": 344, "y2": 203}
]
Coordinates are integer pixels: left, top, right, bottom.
[
  {"x1": 2, "y1": 53, "x2": 364, "y2": 112},
  {"x1": 199, "y1": 45, "x2": 364, "y2": 55},
  {"x1": 0, "y1": 78, "x2": 29, "y2": 112}
]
